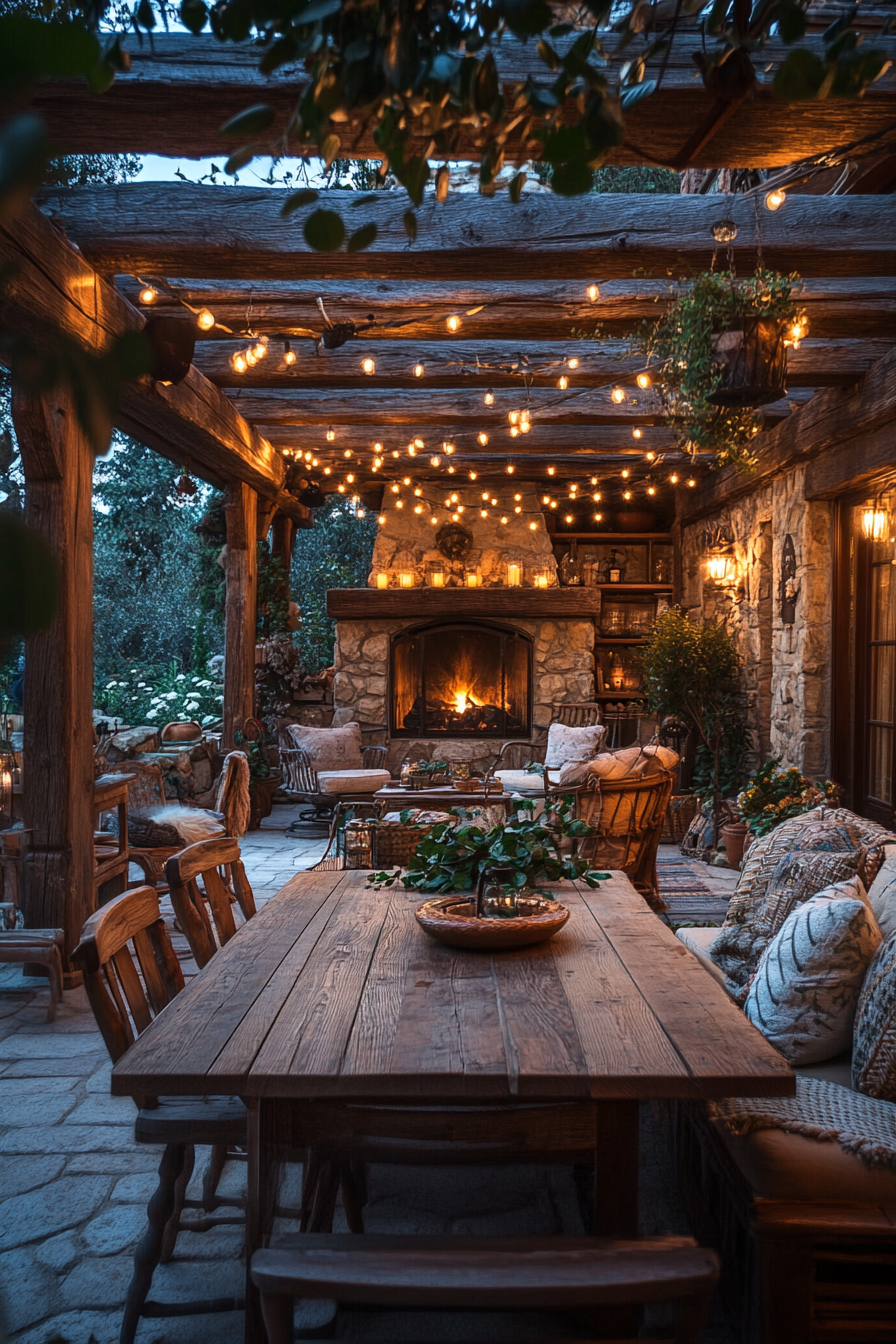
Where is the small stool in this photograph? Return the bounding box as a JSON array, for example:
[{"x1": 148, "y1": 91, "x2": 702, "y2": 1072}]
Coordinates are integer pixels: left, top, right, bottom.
[{"x1": 0, "y1": 928, "x2": 64, "y2": 1020}]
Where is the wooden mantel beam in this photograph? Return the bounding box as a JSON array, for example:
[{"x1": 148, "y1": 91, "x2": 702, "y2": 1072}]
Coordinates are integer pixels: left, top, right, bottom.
[
  {"x1": 196, "y1": 337, "x2": 895, "y2": 392},
  {"x1": 29, "y1": 32, "x2": 896, "y2": 169},
  {"x1": 676, "y1": 346, "x2": 896, "y2": 525},
  {"x1": 116, "y1": 277, "x2": 896, "y2": 344},
  {"x1": 39, "y1": 187, "x2": 895, "y2": 283}
]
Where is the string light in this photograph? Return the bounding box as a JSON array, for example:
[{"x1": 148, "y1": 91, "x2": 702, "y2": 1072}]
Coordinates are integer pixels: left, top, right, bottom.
[
  {"x1": 509, "y1": 411, "x2": 520, "y2": 424},
  {"x1": 636, "y1": 373, "x2": 652, "y2": 390},
  {"x1": 514, "y1": 493, "x2": 522, "y2": 501},
  {"x1": 480, "y1": 509, "x2": 488, "y2": 518},
  {"x1": 457, "y1": 504, "x2": 465, "y2": 513},
  {"x1": 482, "y1": 491, "x2": 490, "y2": 501},
  {"x1": 520, "y1": 420, "x2": 531, "y2": 433},
  {"x1": 484, "y1": 390, "x2": 494, "y2": 405},
  {"x1": 430, "y1": 455, "x2": 441, "y2": 467},
  {"x1": 245, "y1": 348, "x2": 257, "y2": 366},
  {"x1": 646, "y1": 451, "x2": 656, "y2": 461},
  {"x1": 337, "y1": 484, "x2": 346, "y2": 493},
  {"x1": 510, "y1": 426, "x2": 519, "y2": 437},
  {"x1": 547, "y1": 466, "x2": 555, "y2": 476},
  {"x1": 515, "y1": 505, "x2": 522, "y2": 513},
  {"x1": 478, "y1": 432, "x2": 489, "y2": 445},
  {"x1": 623, "y1": 489, "x2": 632, "y2": 501},
  {"x1": 765, "y1": 188, "x2": 786, "y2": 211},
  {"x1": 391, "y1": 484, "x2": 400, "y2": 494},
  {"x1": 374, "y1": 442, "x2": 383, "y2": 452},
  {"x1": 415, "y1": 504, "x2": 424, "y2": 514},
  {"x1": 633, "y1": 429, "x2": 642, "y2": 439},
  {"x1": 567, "y1": 358, "x2": 579, "y2": 370},
  {"x1": 594, "y1": 512, "x2": 603, "y2": 522},
  {"x1": 362, "y1": 357, "x2": 376, "y2": 375},
  {"x1": 506, "y1": 464, "x2": 515, "y2": 474},
  {"x1": 374, "y1": 456, "x2": 383, "y2": 468},
  {"x1": 621, "y1": 468, "x2": 630, "y2": 479},
  {"x1": 647, "y1": 486, "x2": 656, "y2": 496},
  {"x1": 403, "y1": 476, "x2": 412, "y2": 485},
  {"x1": 542, "y1": 494, "x2": 551, "y2": 505},
  {"x1": 592, "y1": 491, "x2": 602, "y2": 502},
  {"x1": 529, "y1": 521, "x2": 538, "y2": 530},
  {"x1": 687, "y1": 477, "x2": 697, "y2": 487},
  {"x1": 231, "y1": 351, "x2": 247, "y2": 373},
  {"x1": 447, "y1": 465, "x2": 455, "y2": 473},
  {"x1": 500, "y1": 515, "x2": 508, "y2": 524},
  {"x1": 611, "y1": 387, "x2": 625, "y2": 404},
  {"x1": 323, "y1": 467, "x2": 332, "y2": 475},
  {"x1": 447, "y1": 315, "x2": 461, "y2": 332},
  {"x1": 139, "y1": 286, "x2": 157, "y2": 305},
  {"x1": 413, "y1": 363, "x2": 425, "y2": 378},
  {"x1": 343, "y1": 449, "x2": 353, "y2": 459},
  {"x1": 391, "y1": 449, "x2": 400, "y2": 458},
  {"x1": 253, "y1": 341, "x2": 267, "y2": 360},
  {"x1": 669, "y1": 473, "x2": 679, "y2": 484},
  {"x1": 414, "y1": 437, "x2": 424, "y2": 450},
  {"x1": 444, "y1": 443, "x2": 455, "y2": 454},
  {"x1": 408, "y1": 444, "x2": 416, "y2": 456},
  {"x1": 413, "y1": 487, "x2": 422, "y2": 496},
  {"x1": 587, "y1": 284, "x2": 599, "y2": 301},
  {"x1": 565, "y1": 514, "x2": 574, "y2": 523},
  {"x1": 326, "y1": 427, "x2": 336, "y2": 441},
  {"x1": 469, "y1": 471, "x2": 478, "y2": 480},
  {"x1": 312, "y1": 457, "x2": 318, "y2": 466},
  {"x1": 430, "y1": 516, "x2": 438, "y2": 525},
  {"x1": 558, "y1": 375, "x2": 569, "y2": 389},
  {"x1": 283, "y1": 342, "x2": 296, "y2": 365},
  {"x1": 197, "y1": 308, "x2": 215, "y2": 331},
  {"x1": 395, "y1": 499, "x2": 404, "y2": 508},
  {"x1": 378, "y1": 514, "x2": 386, "y2": 524}
]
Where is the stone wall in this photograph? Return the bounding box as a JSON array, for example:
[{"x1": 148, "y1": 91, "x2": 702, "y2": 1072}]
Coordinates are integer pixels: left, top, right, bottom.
[
  {"x1": 680, "y1": 460, "x2": 833, "y2": 779},
  {"x1": 332, "y1": 616, "x2": 595, "y2": 775}
]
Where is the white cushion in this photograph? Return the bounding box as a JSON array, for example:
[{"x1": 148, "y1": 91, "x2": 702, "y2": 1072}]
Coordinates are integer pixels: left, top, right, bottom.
[
  {"x1": 287, "y1": 722, "x2": 364, "y2": 772},
  {"x1": 866, "y1": 844, "x2": 896, "y2": 940},
  {"x1": 316, "y1": 769, "x2": 391, "y2": 796},
  {"x1": 745, "y1": 880, "x2": 882, "y2": 1065},
  {"x1": 544, "y1": 722, "x2": 606, "y2": 770},
  {"x1": 675, "y1": 925, "x2": 729, "y2": 991},
  {"x1": 495, "y1": 769, "x2": 545, "y2": 796}
]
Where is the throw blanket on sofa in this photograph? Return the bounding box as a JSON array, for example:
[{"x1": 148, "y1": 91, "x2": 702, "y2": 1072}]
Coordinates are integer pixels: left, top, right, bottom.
[{"x1": 709, "y1": 1076, "x2": 896, "y2": 1170}]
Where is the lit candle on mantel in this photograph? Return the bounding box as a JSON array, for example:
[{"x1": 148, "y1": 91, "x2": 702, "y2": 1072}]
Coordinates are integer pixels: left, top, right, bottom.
[
  {"x1": 465, "y1": 571, "x2": 481, "y2": 588},
  {"x1": 431, "y1": 571, "x2": 445, "y2": 588},
  {"x1": 506, "y1": 562, "x2": 522, "y2": 587},
  {"x1": 399, "y1": 571, "x2": 415, "y2": 589},
  {"x1": 376, "y1": 573, "x2": 389, "y2": 590},
  {"x1": 534, "y1": 573, "x2": 549, "y2": 589}
]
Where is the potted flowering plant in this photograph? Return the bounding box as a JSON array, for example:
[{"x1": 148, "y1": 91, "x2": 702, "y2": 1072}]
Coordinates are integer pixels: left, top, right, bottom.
[{"x1": 737, "y1": 758, "x2": 841, "y2": 838}]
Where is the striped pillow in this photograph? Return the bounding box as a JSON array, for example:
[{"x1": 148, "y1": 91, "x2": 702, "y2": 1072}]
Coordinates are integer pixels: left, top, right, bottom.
[{"x1": 745, "y1": 880, "x2": 882, "y2": 1065}]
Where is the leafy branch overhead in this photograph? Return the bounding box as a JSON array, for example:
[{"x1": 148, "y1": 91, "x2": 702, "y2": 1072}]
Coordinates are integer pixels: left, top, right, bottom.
[{"x1": 175, "y1": 0, "x2": 896, "y2": 250}]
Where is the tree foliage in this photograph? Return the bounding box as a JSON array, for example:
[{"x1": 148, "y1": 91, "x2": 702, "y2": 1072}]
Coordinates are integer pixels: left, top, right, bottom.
[{"x1": 290, "y1": 497, "x2": 378, "y2": 674}]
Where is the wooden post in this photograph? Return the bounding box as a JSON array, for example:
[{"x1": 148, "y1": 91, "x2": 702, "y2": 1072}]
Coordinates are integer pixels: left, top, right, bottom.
[
  {"x1": 269, "y1": 512, "x2": 295, "y2": 571},
  {"x1": 223, "y1": 482, "x2": 258, "y2": 749},
  {"x1": 13, "y1": 387, "x2": 96, "y2": 987}
]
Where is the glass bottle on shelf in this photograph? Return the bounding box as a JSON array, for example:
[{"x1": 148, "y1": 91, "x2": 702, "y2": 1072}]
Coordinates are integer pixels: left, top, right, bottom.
[
  {"x1": 558, "y1": 540, "x2": 583, "y2": 586},
  {"x1": 607, "y1": 549, "x2": 626, "y2": 584},
  {"x1": 399, "y1": 756, "x2": 412, "y2": 786}
]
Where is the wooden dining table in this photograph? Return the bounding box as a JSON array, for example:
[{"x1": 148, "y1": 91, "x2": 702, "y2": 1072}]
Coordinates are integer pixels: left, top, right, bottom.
[{"x1": 112, "y1": 867, "x2": 794, "y2": 1342}]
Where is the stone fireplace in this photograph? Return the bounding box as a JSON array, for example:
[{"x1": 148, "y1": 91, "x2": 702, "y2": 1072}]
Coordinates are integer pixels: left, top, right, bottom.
[{"x1": 329, "y1": 489, "x2": 597, "y2": 775}]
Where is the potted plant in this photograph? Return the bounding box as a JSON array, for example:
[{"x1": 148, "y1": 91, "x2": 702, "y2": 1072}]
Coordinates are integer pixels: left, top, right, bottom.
[
  {"x1": 633, "y1": 269, "x2": 806, "y2": 473},
  {"x1": 737, "y1": 758, "x2": 841, "y2": 838},
  {"x1": 368, "y1": 796, "x2": 606, "y2": 898},
  {"x1": 639, "y1": 609, "x2": 747, "y2": 859}
]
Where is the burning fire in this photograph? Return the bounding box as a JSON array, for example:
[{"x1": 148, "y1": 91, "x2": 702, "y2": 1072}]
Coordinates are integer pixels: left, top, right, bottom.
[{"x1": 453, "y1": 688, "x2": 481, "y2": 715}]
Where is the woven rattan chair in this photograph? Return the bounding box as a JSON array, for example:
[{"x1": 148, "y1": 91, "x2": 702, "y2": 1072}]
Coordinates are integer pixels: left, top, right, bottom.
[
  {"x1": 71, "y1": 886, "x2": 247, "y2": 1343},
  {"x1": 573, "y1": 768, "x2": 676, "y2": 911}
]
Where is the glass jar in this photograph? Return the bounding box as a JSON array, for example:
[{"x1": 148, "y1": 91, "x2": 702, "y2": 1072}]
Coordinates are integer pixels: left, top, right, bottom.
[
  {"x1": 558, "y1": 540, "x2": 583, "y2": 586},
  {"x1": 427, "y1": 561, "x2": 447, "y2": 588},
  {"x1": 399, "y1": 756, "x2": 412, "y2": 786},
  {"x1": 344, "y1": 819, "x2": 375, "y2": 869}
]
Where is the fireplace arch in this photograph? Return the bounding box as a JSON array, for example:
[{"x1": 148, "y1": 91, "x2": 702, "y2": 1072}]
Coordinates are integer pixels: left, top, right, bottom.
[{"x1": 390, "y1": 620, "x2": 533, "y2": 739}]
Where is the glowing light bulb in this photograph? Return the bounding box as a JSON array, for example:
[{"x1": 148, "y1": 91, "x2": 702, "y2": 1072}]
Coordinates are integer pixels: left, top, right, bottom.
[
  {"x1": 558, "y1": 375, "x2": 569, "y2": 390},
  {"x1": 231, "y1": 352, "x2": 247, "y2": 373},
  {"x1": 447, "y1": 315, "x2": 460, "y2": 332},
  {"x1": 500, "y1": 515, "x2": 508, "y2": 524},
  {"x1": 447, "y1": 465, "x2": 455, "y2": 473},
  {"x1": 430, "y1": 516, "x2": 438, "y2": 525},
  {"x1": 323, "y1": 467, "x2": 332, "y2": 476},
  {"x1": 567, "y1": 358, "x2": 579, "y2": 369},
  {"x1": 621, "y1": 469, "x2": 630, "y2": 479},
  {"x1": 478, "y1": 432, "x2": 489, "y2": 445},
  {"x1": 403, "y1": 476, "x2": 411, "y2": 486},
  {"x1": 484, "y1": 390, "x2": 494, "y2": 406},
  {"x1": 326, "y1": 428, "x2": 336, "y2": 441},
  {"x1": 413, "y1": 437, "x2": 424, "y2": 450},
  {"x1": 594, "y1": 512, "x2": 603, "y2": 522},
  {"x1": 491, "y1": 497, "x2": 498, "y2": 506},
  {"x1": 430, "y1": 455, "x2": 441, "y2": 467},
  {"x1": 346, "y1": 473, "x2": 355, "y2": 484},
  {"x1": 253, "y1": 342, "x2": 267, "y2": 360},
  {"x1": 408, "y1": 445, "x2": 416, "y2": 456},
  {"x1": 337, "y1": 484, "x2": 346, "y2": 493},
  {"x1": 520, "y1": 421, "x2": 531, "y2": 433},
  {"x1": 197, "y1": 308, "x2": 215, "y2": 331},
  {"x1": 362, "y1": 357, "x2": 375, "y2": 375},
  {"x1": 646, "y1": 451, "x2": 656, "y2": 461},
  {"x1": 450, "y1": 493, "x2": 459, "y2": 503},
  {"x1": 550, "y1": 500, "x2": 558, "y2": 509},
  {"x1": 444, "y1": 443, "x2": 455, "y2": 454},
  {"x1": 378, "y1": 514, "x2": 386, "y2": 524},
  {"x1": 413, "y1": 487, "x2": 422, "y2": 496},
  {"x1": 542, "y1": 495, "x2": 551, "y2": 505},
  {"x1": 395, "y1": 499, "x2": 404, "y2": 509},
  {"x1": 284, "y1": 347, "x2": 296, "y2": 365},
  {"x1": 687, "y1": 477, "x2": 697, "y2": 487},
  {"x1": 374, "y1": 456, "x2": 383, "y2": 468},
  {"x1": 611, "y1": 387, "x2": 625, "y2": 404},
  {"x1": 480, "y1": 509, "x2": 488, "y2": 518},
  {"x1": 547, "y1": 466, "x2": 555, "y2": 476},
  {"x1": 514, "y1": 493, "x2": 522, "y2": 501},
  {"x1": 623, "y1": 490, "x2": 632, "y2": 501},
  {"x1": 451, "y1": 512, "x2": 459, "y2": 521},
  {"x1": 469, "y1": 471, "x2": 478, "y2": 480},
  {"x1": 312, "y1": 457, "x2": 319, "y2": 466},
  {"x1": 391, "y1": 449, "x2": 400, "y2": 458},
  {"x1": 765, "y1": 188, "x2": 786, "y2": 211},
  {"x1": 413, "y1": 363, "x2": 425, "y2": 378},
  {"x1": 587, "y1": 283, "x2": 599, "y2": 301},
  {"x1": 510, "y1": 426, "x2": 520, "y2": 438},
  {"x1": 506, "y1": 464, "x2": 515, "y2": 474},
  {"x1": 304, "y1": 451, "x2": 313, "y2": 461},
  {"x1": 245, "y1": 349, "x2": 257, "y2": 366},
  {"x1": 509, "y1": 411, "x2": 520, "y2": 425},
  {"x1": 565, "y1": 514, "x2": 574, "y2": 524},
  {"x1": 592, "y1": 492, "x2": 602, "y2": 502},
  {"x1": 636, "y1": 372, "x2": 652, "y2": 390},
  {"x1": 356, "y1": 508, "x2": 366, "y2": 519},
  {"x1": 139, "y1": 286, "x2": 157, "y2": 305},
  {"x1": 391, "y1": 485, "x2": 400, "y2": 494},
  {"x1": 457, "y1": 504, "x2": 465, "y2": 513},
  {"x1": 414, "y1": 504, "x2": 424, "y2": 514},
  {"x1": 374, "y1": 442, "x2": 383, "y2": 452},
  {"x1": 647, "y1": 486, "x2": 656, "y2": 496},
  {"x1": 514, "y1": 506, "x2": 522, "y2": 514},
  {"x1": 482, "y1": 491, "x2": 490, "y2": 501},
  {"x1": 343, "y1": 449, "x2": 353, "y2": 459},
  {"x1": 633, "y1": 429, "x2": 642, "y2": 440}
]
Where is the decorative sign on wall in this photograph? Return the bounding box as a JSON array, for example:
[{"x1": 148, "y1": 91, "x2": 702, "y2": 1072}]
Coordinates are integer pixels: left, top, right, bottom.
[{"x1": 779, "y1": 533, "x2": 799, "y2": 625}]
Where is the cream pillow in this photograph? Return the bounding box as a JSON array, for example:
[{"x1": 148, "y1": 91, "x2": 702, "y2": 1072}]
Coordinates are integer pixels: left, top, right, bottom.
[
  {"x1": 745, "y1": 882, "x2": 882, "y2": 1065},
  {"x1": 867, "y1": 844, "x2": 896, "y2": 941},
  {"x1": 544, "y1": 721, "x2": 606, "y2": 770},
  {"x1": 286, "y1": 722, "x2": 364, "y2": 771},
  {"x1": 584, "y1": 744, "x2": 679, "y2": 782}
]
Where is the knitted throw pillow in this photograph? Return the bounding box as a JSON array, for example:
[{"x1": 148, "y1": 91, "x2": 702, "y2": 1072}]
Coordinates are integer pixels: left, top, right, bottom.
[
  {"x1": 853, "y1": 931, "x2": 896, "y2": 1101},
  {"x1": 745, "y1": 885, "x2": 882, "y2": 1065},
  {"x1": 867, "y1": 846, "x2": 896, "y2": 941}
]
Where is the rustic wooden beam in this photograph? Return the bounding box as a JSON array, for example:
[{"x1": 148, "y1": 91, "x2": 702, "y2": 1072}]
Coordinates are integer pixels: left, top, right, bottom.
[
  {"x1": 115, "y1": 277, "x2": 896, "y2": 344},
  {"x1": 0, "y1": 203, "x2": 305, "y2": 510},
  {"x1": 804, "y1": 419, "x2": 896, "y2": 501},
  {"x1": 197, "y1": 337, "x2": 895, "y2": 391},
  {"x1": 326, "y1": 587, "x2": 604, "y2": 619},
  {"x1": 14, "y1": 385, "x2": 96, "y2": 984},
  {"x1": 267, "y1": 423, "x2": 707, "y2": 456},
  {"x1": 39, "y1": 187, "x2": 896, "y2": 282},
  {"x1": 30, "y1": 32, "x2": 896, "y2": 169},
  {"x1": 223, "y1": 483, "x2": 258, "y2": 751},
  {"x1": 676, "y1": 347, "x2": 896, "y2": 526}
]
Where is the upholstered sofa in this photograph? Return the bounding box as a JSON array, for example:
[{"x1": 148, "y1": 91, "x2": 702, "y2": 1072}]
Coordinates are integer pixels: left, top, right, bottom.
[{"x1": 670, "y1": 810, "x2": 896, "y2": 1343}]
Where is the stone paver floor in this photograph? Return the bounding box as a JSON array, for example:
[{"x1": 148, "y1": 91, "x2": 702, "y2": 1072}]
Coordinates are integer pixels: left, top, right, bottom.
[{"x1": 0, "y1": 811, "x2": 737, "y2": 1343}]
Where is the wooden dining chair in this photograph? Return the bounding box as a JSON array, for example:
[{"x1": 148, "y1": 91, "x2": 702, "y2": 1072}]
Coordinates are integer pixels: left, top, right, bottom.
[
  {"x1": 251, "y1": 1233, "x2": 720, "y2": 1344},
  {"x1": 165, "y1": 836, "x2": 257, "y2": 970},
  {"x1": 71, "y1": 886, "x2": 248, "y2": 1344}
]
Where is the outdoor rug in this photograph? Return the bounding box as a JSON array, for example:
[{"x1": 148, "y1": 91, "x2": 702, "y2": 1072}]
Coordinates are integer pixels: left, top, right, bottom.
[{"x1": 656, "y1": 851, "x2": 730, "y2": 927}]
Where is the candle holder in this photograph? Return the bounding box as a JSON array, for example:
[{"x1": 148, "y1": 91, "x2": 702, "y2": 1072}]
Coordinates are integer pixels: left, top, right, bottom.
[
  {"x1": 427, "y1": 562, "x2": 447, "y2": 588},
  {"x1": 398, "y1": 570, "x2": 415, "y2": 589},
  {"x1": 505, "y1": 558, "x2": 523, "y2": 587},
  {"x1": 374, "y1": 572, "x2": 390, "y2": 589},
  {"x1": 529, "y1": 566, "x2": 550, "y2": 589},
  {"x1": 464, "y1": 568, "x2": 481, "y2": 588}
]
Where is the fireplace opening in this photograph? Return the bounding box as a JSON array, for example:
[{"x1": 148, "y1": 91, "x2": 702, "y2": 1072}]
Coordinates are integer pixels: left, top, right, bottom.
[{"x1": 391, "y1": 621, "x2": 532, "y2": 738}]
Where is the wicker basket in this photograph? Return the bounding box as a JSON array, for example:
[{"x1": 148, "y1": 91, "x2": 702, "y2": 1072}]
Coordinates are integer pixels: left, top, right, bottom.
[
  {"x1": 662, "y1": 793, "x2": 701, "y2": 845},
  {"x1": 375, "y1": 821, "x2": 434, "y2": 868}
]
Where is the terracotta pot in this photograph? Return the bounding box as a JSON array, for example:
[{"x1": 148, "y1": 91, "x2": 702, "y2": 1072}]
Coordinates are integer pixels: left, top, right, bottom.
[
  {"x1": 721, "y1": 819, "x2": 750, "y2": 870},
  {"x1": 249, "y1": 773, "x2": 280, "y2": 830},
  {"x1": 615, "y1": 511, "x2": 656, "y2": 533}
]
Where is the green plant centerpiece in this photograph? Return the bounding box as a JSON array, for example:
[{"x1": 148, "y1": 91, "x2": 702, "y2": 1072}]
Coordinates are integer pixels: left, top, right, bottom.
[
  {"x1": 368, "y1": 796, "x2": 607, "y2": 899},
  {"x1": 639, "y1": 609, "x2": 746, "y2": 857},
  {"x1": 633, "y1": 270, "x2": 806, "y2": 472},
  {"x1": 737, "y1": 758, "x2": 841, "y2": 836}
]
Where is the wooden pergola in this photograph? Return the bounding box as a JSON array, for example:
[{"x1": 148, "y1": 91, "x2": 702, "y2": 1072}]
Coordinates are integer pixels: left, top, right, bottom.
[{"x1": 2, "y1": 28, "x2": 896, "y2": 979}]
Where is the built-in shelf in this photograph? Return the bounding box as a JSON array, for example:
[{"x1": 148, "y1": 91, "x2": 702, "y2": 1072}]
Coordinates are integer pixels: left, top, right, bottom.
[
  {"x1": 593, "y1": 583, "x2": 674, "y2": 592},
  {"x1": 594, "y1": 636, "x2": 648, "y2": 645},
  {"x1": 326, "y1": 588, "x2": 603, "y2": 619}
]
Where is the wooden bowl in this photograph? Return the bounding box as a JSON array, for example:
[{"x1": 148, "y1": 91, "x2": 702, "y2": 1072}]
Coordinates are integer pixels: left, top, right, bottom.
[{"x1": 415, "y1": 896, "x2": 569, "y2": 950}]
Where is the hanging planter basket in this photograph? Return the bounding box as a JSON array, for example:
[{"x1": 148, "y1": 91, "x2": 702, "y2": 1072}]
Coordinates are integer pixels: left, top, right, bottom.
[{"x1": 707, "y1": 317, "x2": 788, "y2": 408}]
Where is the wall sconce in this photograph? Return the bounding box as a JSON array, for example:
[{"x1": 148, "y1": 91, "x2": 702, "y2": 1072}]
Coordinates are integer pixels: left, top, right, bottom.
[
  {"x1": 706, "y1": 553, "x2": 735, "y2": 584},
  {"x1": 861, "y1": 501, "x2": 890, "y2": 542}
]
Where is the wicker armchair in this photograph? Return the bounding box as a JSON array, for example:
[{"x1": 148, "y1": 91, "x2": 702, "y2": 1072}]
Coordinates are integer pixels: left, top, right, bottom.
[
  {"x1": 572, "y1": 767, "x2": 675, "y2": 912},
  {"x1": 279, "y1": 728, "x2": 389, "y2": 822},
  {"x1": 485, "y1": 702, "x2": 605, "y2": 797}
]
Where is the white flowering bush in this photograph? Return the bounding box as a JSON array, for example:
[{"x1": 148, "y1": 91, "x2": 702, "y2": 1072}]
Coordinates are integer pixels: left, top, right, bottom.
[{"x1": 97, "y1": 661, "x2": 224, "y2": 730}]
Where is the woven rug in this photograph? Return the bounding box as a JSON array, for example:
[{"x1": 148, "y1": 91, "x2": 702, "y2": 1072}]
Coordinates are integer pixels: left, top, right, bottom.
[
  {"x1": 656, "y1": 851, "x2": 730, "y2": 926},
  {"x1": 710, "y1": 1075, "x2": 896, "y2": 1170}
]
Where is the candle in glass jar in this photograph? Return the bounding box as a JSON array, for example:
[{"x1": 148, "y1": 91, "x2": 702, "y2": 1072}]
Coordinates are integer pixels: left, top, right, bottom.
[
  {"x1": 398, "y1": 571, "x2": 415, "y2": 588},
  {"x1": 376, "y1": 573, "x2": 389, "y2": 589},
  {"x1": 534, "y1": 573, "x2": 549, "y2": 589},
  {"x1": 465, "y1": 571, "x2": 480, "y2": 588},
  {"x1": 506, "y1": 562, "x2": 522, "y2": 587},
  {"x1": 431, "y1": 571, "x2": 445, "y2": 588}
]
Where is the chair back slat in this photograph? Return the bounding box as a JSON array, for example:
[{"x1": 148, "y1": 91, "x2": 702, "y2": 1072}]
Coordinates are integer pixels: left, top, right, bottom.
[
  {"x1": 166, "y1": 837, "x2": 257, "y2": 970},
  {"x1": 73, "y1": 885, "x2": 185, "y2": 1066}
]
